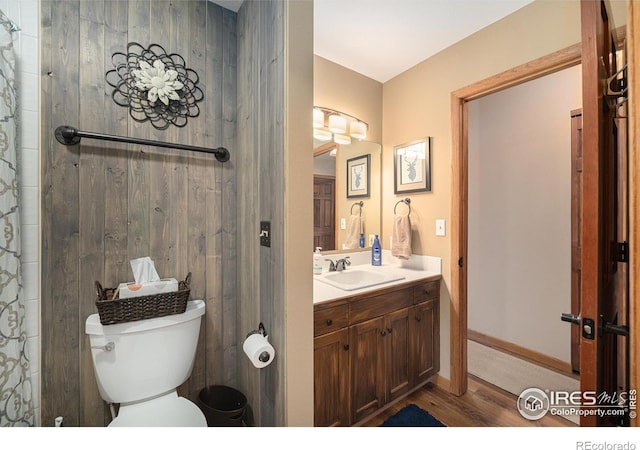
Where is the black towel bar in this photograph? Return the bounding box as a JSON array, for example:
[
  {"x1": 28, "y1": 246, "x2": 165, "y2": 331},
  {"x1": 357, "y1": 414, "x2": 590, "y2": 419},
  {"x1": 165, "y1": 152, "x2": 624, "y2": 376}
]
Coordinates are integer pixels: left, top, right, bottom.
[{"x1": 55, "y1": 125, "x2": 230, "y2": 163}]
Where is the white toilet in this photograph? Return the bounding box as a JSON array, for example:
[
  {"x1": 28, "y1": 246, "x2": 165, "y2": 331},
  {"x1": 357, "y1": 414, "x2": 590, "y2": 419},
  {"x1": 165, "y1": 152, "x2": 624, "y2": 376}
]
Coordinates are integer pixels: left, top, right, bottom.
[{"x1": 85, "y1": 299, "x2": 207, "y2": 427}]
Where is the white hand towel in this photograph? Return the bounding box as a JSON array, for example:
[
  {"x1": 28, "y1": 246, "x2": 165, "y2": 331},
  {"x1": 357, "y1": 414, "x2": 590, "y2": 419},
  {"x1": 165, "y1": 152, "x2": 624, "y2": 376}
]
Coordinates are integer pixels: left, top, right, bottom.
[
  {"x1": 343, "y1": 214, "x2": 362, "y2": 249},
  {"x1": 391, "y1": 214, "x2": 412, "y2": 259}
]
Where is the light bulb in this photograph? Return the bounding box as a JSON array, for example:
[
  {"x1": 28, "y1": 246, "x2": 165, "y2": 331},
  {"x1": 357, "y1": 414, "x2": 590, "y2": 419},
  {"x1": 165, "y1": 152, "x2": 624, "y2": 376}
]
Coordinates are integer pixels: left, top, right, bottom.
[
  {"x1": 350, "y1": 120, "x2": 367, "y2": 139},
  {"x1": 328, "y1": 115, "x2": 347, "y2": 134},
  {"x1": 313, "y1": 128, "x2": 332, "y2": 141},
  {"x1": 313, "y1": 108, "x2": 324, "y2": 129}
]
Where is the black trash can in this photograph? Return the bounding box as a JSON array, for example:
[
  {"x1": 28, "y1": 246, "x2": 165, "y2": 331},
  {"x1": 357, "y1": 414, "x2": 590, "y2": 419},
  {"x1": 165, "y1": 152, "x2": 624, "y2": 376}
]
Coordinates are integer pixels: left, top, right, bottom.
[{"x1": 198, "y1": 385, "x2": 248, "y2": 427}]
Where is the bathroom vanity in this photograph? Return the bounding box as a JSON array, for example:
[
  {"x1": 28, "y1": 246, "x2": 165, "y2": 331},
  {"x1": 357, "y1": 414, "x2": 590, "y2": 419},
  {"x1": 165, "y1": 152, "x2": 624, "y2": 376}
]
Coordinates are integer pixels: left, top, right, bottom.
[{"x1": 313, "y1": 260, "x2": 440, "y2": 427}]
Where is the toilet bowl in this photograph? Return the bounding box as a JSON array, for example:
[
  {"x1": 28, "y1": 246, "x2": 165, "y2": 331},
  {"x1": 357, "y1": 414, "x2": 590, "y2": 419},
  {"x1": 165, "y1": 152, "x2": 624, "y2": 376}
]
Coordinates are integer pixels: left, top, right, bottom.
[{"x1": 85, "y1": 299, "x2": 207, "y2": 427}]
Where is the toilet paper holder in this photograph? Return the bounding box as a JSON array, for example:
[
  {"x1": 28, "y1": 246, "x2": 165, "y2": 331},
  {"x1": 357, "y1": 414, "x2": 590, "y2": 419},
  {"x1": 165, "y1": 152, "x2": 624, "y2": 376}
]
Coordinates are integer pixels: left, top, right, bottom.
[
  {"x1": 245, "y1": 323, "x2": 271, "y2": 364},
  {"x1": 246, "y1": 322, "x2": 268, "y2": 339}
]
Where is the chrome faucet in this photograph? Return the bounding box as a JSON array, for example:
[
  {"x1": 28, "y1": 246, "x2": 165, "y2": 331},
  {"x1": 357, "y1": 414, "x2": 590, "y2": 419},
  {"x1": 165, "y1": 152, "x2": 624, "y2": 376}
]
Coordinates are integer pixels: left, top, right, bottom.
[
  {"x1": 325, "y1": 259, "x2": 336, "y2": 272},
  {"x1": 325, "y1": 256, "x2": 351, "y2": 272},
  {"x1": 335, "y1": 257, "x2": 351, "y2": 272}
]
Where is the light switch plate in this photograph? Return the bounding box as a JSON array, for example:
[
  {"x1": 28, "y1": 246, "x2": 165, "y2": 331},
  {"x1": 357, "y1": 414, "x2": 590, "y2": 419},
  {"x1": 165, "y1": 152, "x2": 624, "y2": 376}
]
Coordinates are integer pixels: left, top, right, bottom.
[
  {"x1": 435, "y1": 219, "x2": 446, "y2": 236},
  {"x1": 260, "y1": 221, "x2": 271, "y2": 247}
]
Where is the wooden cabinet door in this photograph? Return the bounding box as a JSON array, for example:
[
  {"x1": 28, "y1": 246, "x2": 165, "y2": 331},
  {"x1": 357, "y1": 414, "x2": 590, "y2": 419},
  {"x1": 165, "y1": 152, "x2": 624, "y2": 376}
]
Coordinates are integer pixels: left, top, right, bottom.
[
  {"x1": 384, "y1": 307, "x2": 411, "y2": 402},
  {"x1": 410, "y1": 299, "x2": 440, "y2": 387},
  {"x1": 350, "y1": 316, "x2": 385, "y2": 423},
  {"x1": 314, "y1": 328, "x2": 350, "y2": 427}
]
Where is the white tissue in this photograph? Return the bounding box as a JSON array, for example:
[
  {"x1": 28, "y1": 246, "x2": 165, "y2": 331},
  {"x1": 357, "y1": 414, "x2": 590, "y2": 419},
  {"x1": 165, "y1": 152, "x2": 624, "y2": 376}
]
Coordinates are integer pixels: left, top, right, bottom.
[
  {"x1": 130, "y1": 256, "x2": 161, "y2": 283},
  {"x1": 118, "y1": 278, "x2": 178, "y2": 299}
]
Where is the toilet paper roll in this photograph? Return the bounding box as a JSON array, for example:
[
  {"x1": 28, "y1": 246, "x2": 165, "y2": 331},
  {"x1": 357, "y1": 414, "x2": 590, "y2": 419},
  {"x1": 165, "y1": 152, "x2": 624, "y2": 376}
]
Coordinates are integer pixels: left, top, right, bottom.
[{"x1": 243, "y1": 333, "x2": 275, "y2": 369}]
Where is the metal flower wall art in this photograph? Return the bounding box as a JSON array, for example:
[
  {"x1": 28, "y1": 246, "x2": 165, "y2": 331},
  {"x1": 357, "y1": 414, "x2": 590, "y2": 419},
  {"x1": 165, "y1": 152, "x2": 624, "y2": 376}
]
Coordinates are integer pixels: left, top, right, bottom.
[
  {"x1": 105, "y1": 42, "x2": 203, "y2": 129},
  {"x1": 133, "y1": 59, "x2": 183, "y2": 105}
]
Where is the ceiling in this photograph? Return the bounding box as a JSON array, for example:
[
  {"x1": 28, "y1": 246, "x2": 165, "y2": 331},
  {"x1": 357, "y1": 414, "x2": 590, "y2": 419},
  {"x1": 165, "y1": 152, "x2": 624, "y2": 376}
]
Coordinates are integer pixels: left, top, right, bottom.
[{"x1": 211, "y1": 0, "x2": 535, "y2": 83}]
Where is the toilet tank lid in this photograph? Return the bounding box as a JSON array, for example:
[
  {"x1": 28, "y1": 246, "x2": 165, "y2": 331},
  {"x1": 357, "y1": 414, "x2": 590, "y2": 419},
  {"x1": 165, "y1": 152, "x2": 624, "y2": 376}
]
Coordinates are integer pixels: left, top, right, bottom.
[{"x1": 85, "y1": 299, "x2": 205, "y2": 336}]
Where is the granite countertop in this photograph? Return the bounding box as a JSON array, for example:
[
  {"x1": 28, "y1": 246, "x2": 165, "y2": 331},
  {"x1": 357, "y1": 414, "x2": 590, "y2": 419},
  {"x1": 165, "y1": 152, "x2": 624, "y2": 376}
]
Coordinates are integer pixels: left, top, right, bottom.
[{"x1": 313, "y1": 250, "x2": 442, "y2": 304}]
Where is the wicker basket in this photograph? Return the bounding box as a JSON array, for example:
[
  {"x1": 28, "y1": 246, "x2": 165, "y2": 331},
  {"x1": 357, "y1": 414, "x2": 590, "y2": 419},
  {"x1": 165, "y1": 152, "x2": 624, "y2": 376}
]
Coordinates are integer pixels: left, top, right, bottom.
[{"x1": 95, "y1": 273, "x2": 192, "y2": 325}]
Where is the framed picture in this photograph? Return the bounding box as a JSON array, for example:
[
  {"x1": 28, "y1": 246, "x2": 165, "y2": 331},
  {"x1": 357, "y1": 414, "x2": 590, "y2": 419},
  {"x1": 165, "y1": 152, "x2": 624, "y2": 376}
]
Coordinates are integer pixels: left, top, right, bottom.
[
  {"x1": 346, "y1": 154, "x2": 370, "y2": 198},
  {"x1": 394, "y1": 137, "x2": 431, "y2": 194}
]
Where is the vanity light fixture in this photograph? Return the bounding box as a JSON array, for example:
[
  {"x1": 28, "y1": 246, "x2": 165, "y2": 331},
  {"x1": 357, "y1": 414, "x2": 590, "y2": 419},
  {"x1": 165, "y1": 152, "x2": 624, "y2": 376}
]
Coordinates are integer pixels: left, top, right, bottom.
[
  {"x1": 328, "y1": 114, "x2": 347, "y2": 134},
  {"x1": 313, "y1": 128, "x2": 332, "y2": 141},
  {"x1": 333, "y1": 133, "x2": 351, "y2": 145},
  {"x1": 350, "y1": 120, "x2": 367, "y2": 140},
  {"x1": 313, "y1": 106, "x2": 368, "y2": 145},
  {"x1": 313, "y1": 108, "x2": 325, "y2": 128}
]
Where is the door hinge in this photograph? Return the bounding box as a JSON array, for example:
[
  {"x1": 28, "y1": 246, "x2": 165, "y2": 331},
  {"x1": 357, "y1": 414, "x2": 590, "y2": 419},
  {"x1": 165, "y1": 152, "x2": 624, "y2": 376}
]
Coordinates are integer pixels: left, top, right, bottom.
[{"x1": 615, "y1": 241, "x2": 628, "y2": 263}]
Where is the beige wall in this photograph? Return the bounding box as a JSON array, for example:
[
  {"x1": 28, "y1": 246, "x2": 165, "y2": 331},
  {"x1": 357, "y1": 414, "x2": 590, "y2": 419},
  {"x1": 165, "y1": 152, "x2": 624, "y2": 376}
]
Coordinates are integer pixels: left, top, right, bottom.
[
  {"x1": 383, "y1": 0, "x2": 587, "y2": 381},
  {"x1": 314, "y1": 55, "x2": 383, "y2": 143},
  {"x1": 311, "y1": 0, "x2": 628, "y2": 385},
  {"x1": 314, "y1": 56, "x2": 384, "y2": 251},
  {"x1": 334, "y1": 141, "x2": 382, "y2": 248},
  {"x1": 285, "y1": 0, "x2": 314, "y2": 426},
  {"x1": 467, "y1": 65, "x2": 582, "y2": 362}
]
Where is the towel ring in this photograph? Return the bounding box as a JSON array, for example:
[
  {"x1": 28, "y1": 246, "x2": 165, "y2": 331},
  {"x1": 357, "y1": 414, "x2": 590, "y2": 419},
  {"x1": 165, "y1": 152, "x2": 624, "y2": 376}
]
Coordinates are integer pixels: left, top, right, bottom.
[
  {"x1": 351, "y1": 201, "x2": 364, "y2": 215},
  {"x1": 394, "y1": 198, "x2": 411, "y2": 215}
]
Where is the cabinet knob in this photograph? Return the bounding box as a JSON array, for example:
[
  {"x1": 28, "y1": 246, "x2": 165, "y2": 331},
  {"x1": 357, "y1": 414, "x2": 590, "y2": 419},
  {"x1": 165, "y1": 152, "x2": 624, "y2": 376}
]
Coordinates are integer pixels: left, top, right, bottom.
[
  {"x1": 380, "y1": 330, "x2": 387, "y2": 336},
  {"x1": 386, "y1": 328, "x2": 393, "y2": 334},
  {"x1": 424, "y1": 290, "x2": 432, "y2": 296},
  {"x1": 415, "y1": 315, "x2": 422, "y2": 322},
  {"x1": 326, "y1": 319, "x2": 333, "y2": 326},
  {"x1": 343, "y1": 344, "x2": 349, "y2": 351}
]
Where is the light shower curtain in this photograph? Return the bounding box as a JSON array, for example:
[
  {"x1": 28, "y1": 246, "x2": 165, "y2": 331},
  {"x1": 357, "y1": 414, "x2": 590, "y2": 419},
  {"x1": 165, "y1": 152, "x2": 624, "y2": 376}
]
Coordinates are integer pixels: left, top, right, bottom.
[{"x1": 0, "y1": 10, "x2": 34, "y2": 427}]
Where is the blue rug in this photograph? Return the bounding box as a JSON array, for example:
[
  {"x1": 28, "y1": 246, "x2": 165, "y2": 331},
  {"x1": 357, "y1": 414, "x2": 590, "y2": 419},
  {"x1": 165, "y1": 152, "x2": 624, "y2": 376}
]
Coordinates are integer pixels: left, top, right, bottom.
[{"x1": 380, "y1": 404, "x2": 446, "y2": 427}]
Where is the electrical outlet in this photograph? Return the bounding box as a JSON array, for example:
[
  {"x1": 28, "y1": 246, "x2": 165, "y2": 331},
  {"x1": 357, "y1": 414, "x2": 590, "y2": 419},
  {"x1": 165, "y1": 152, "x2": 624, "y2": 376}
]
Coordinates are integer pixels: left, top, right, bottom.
[
  {"x1": 369, "y1": 234, "x2": 375, "y2": 246},
  {"x1": 435, "y1": 219, "x2": 446, "y2": 237},
  {"x1": 260, "y1": 221, "x2": 271, "y2": 247},
  {"x1": 340, "y1": 218, "x2": 346, "y2": 230}
]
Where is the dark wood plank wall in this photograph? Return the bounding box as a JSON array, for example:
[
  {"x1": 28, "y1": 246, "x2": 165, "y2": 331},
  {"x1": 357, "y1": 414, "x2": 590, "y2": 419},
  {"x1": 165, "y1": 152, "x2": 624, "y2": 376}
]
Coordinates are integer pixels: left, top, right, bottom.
[
  {"x1": 236, "y1": 0, "x2": 260, "y2": 425},
  {"x1": 40, "y1": 0, "x2": 238, "y2": 427},
  {"x1": 236, "y1": 0, "x2": 286, "y2": 426},
  {"x1": 259, "y1": 0, "x2": 285, "y2": 426}
]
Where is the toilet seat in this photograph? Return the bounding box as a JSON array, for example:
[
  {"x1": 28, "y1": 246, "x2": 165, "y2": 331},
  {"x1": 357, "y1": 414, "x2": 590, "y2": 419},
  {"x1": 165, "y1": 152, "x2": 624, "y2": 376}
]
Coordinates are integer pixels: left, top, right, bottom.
[{"x1": 109, "y1": 391, "x2": 207, "y2": 427}]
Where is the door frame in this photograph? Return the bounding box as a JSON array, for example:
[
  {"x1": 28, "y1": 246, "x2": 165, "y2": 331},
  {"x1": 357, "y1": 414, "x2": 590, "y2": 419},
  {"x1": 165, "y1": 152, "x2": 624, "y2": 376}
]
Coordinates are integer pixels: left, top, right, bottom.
[
  {"x1": 449, "y1": 43, "x2": 582, "y2": 395},
  {"x1": 449, "y1": 3, "x2": 638, "y2": 427},
  {"x1": 628, "y1": 0, "x2": 639, "y2": 428}
]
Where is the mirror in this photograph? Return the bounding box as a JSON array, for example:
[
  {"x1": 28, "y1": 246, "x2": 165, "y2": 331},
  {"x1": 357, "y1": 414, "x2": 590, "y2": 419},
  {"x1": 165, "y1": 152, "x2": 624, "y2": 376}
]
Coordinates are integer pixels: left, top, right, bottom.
[{"x1": 313, "y1": 140, "x2": 381, "y2": 253}]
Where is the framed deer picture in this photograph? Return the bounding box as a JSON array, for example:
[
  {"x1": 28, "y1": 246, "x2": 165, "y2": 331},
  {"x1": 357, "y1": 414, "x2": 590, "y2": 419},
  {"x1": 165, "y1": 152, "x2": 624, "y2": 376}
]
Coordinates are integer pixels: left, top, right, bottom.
[
  {"x1": 394, "y1": 137, "x2": 431, "y2": 194},
  {"x1": 346, "y1": 154, "x2": 370, "y2": 199}
]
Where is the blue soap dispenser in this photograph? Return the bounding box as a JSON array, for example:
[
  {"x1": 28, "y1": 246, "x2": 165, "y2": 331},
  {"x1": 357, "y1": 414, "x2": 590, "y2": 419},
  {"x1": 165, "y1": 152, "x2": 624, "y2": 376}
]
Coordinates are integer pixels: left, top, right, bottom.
[
  {"x1": 359, "y1": 233, "x2": 365, "y2": 248},
  {"x1": 371, "y1": 234, "x2": 382, "y2": 266}
]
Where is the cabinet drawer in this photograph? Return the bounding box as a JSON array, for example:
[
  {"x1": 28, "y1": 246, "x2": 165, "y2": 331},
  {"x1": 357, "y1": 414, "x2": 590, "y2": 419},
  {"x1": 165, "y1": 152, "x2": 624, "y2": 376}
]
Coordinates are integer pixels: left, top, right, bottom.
[
  {"x1": 413, "y1": 280, "x2": 439, "y2": 304},
  {"x1": 314, "y1": 304, "x2": 349, "y2": 336},
  {"x1": 349, "y1": 287, "x2": 414, "y2": 324}
]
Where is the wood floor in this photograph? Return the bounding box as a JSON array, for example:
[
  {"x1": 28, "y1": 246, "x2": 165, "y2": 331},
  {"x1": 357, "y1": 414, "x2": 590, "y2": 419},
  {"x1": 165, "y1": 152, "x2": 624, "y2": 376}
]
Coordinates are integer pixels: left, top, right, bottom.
[{"x1": 360, "y1": 375, "x2": 577, "y2": 427}]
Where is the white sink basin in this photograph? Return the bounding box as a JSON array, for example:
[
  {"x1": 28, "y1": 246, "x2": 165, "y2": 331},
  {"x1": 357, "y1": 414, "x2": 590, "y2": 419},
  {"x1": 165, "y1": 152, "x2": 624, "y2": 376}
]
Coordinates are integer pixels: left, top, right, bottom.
[{"x1": 316, "y1": 269, "x2": 405, "y2": 291}]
